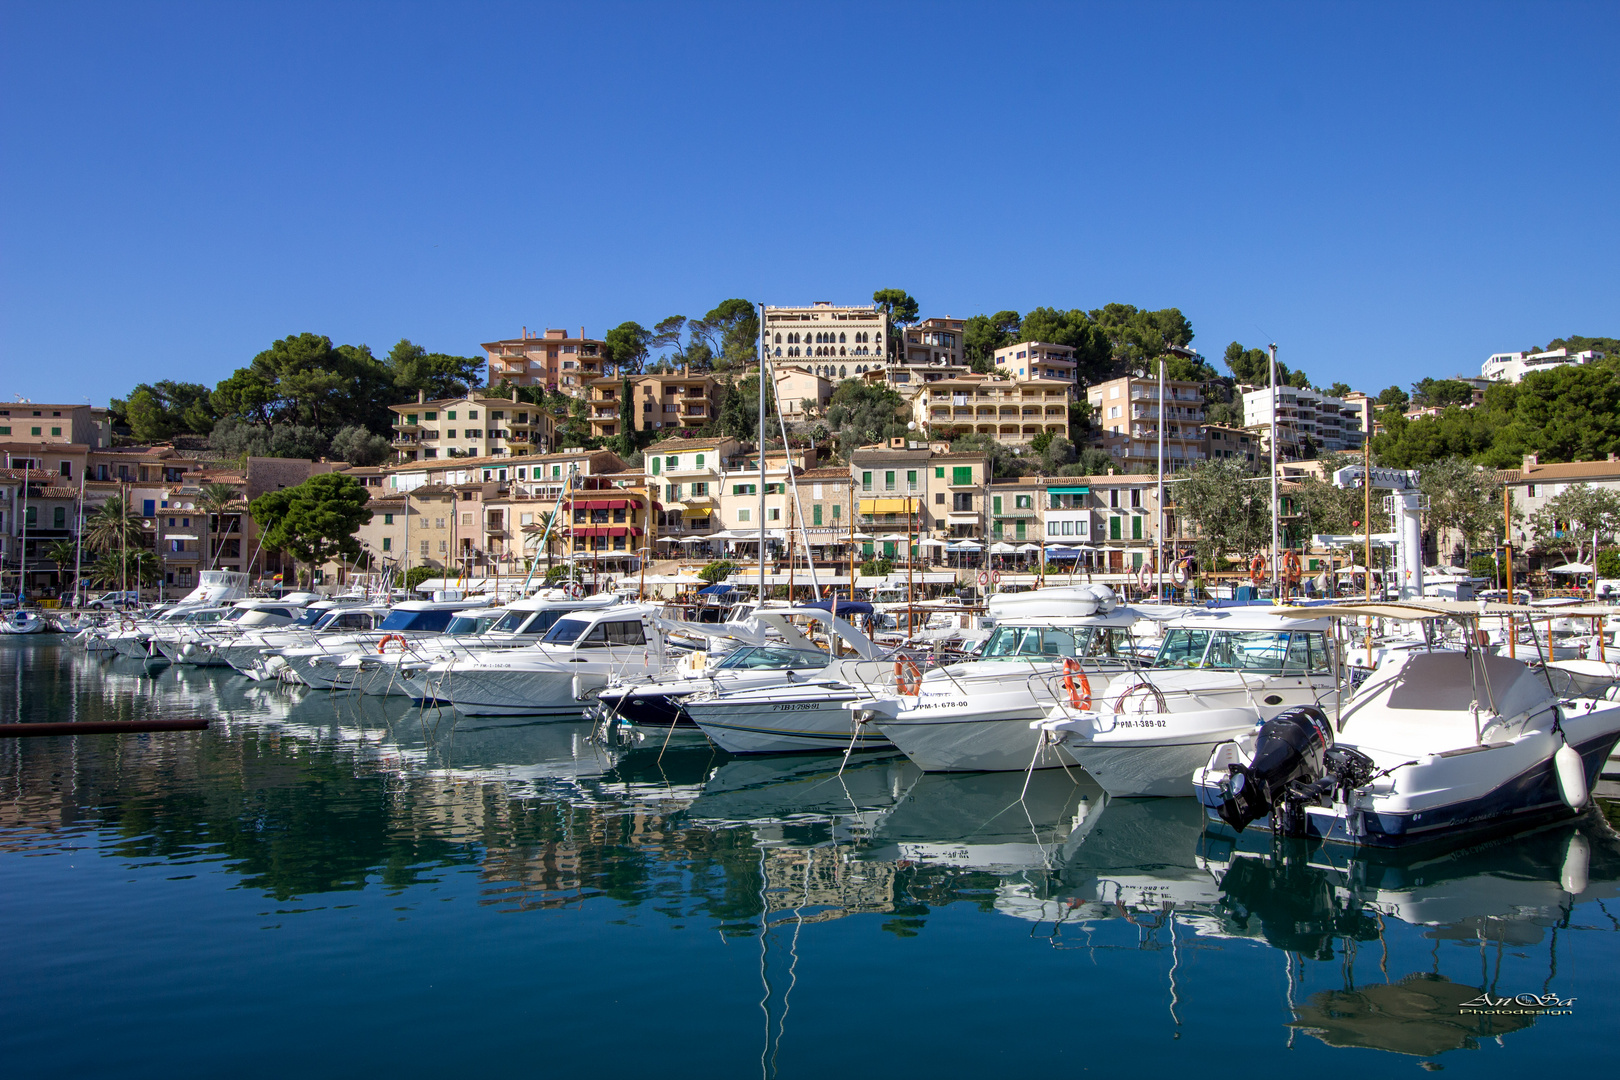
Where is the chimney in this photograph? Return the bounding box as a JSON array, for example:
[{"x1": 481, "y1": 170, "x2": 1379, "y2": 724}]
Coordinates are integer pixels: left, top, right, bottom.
[
  {"x1": 580, "y1": 326, "x2": 585, "y2": 341},
  {"x1": 1523, "y1": 453, "x2": 1538, "y2": 470},
  {"x1": 511, "y1": 386, "x2": 519, "y2": 403},
  {"x1": 417, "y1": 389, "x2": 425, "y2": 404},
  {"x1": 522, "y1": 325, "x2": 527, "y2": 339}
]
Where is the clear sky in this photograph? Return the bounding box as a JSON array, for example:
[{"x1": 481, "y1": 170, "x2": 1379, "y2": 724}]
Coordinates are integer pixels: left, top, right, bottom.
[{"x1": 2, "y1": 1, "x2": 1615, "y2": 405}]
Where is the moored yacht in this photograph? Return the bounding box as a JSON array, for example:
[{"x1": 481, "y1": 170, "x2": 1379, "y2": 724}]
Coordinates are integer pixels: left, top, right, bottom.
[{"x1": 1036, "y1": 607, "x2": 1343, "y2": 796}]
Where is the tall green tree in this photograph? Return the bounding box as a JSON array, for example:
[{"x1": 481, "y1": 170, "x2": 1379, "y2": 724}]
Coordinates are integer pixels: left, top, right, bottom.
[
  {"x1": 689, "y1": 299, "x2": 759, "y2": 369},
  {"x1": 111, "y1": 380, "x2": 217, "y2": 441},
  {"x1": 872, "y1": 288, "x2": 920, "y2": 362},
  {"x1": 249, "y1": 473, "x2": 373, "y2": 586},
  {"x1": 386, "y1": 339, "x2": 484, "y2": 399},
  {"x1": 963, "y1": 310, "x2": 1021, "y2": 372},
  {"x1": 605, "y1": 321, "x2": 652, "y2": 375},
  {"x1": 825, "y1": 381, "x2": 906, "y2": 461},
  {"x1": 1174, "y1": 458, "x2": 1273, "y2": 573},
  {"x1": 1417, "y1": 456, "x2": 1504, "y2": 560}
]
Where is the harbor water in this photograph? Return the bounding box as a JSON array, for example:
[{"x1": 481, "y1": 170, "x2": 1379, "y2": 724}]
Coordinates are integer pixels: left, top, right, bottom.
[{"x1": 3, "y1": 636, "x2": 1618, "y2": 1077}]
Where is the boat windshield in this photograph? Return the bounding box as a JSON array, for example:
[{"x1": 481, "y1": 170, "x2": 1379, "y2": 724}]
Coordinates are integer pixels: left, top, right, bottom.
[
  {"x1": 188, "y1": 611, "x2": 227, "y2": 624},
  {"x1": 446, "y1": 613, "x2": 501, "y2": 635},
  {"x1": 541, "y1": 618, "x2": 591, "y2": 645},
  {"x1": 981, "y1": 626, "x2": 1091, "y2": 659},
  {"x1": 715, "y1": 647, "x2": 831, "y2": 671},
  {"x1": 293, "y1": 608, "x2": 328, "y2": 628},
  {"x1": 1154, "y1": 628, "x2": 1332, "y2": 674},
  {"x1": 377, "y1": 609, "x2": 458, "y2": 633}
]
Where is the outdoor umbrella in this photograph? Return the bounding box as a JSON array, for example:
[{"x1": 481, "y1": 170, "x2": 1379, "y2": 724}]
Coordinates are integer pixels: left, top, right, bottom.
[
  {"x1": 916, "y1": 537, "x2": 946, "y2": 547},
  {"x1": 1549, "y1": 562, "x2": 1593, "y2": 574},
  {"x1": 989, "y1": 542, "x2": 1018, "y2": 554},
  {"x1": 1017, "y1": 543, "x2": 1042, "y2": 553},
  {"x1": 676, "y1": 536, "x2": 708, "y2": 544},
  {"x1": 946, "y1": 540, "x2": 982, "y2": 550}
]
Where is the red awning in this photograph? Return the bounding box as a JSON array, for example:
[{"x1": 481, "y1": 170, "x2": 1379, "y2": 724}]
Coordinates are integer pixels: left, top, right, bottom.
[
  {"x1": 575, "y1": 499, "x2": 632, "y2": 510},
  {"x1": 571, "y1": 526, "x2": 644, "y2": 538}
]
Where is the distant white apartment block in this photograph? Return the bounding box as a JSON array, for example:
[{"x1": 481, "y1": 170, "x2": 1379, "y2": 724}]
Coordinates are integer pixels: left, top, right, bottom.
[
  {"x1": 1481, "y1": 348, "x2": 1605, "y2": 383},
  {"x1": 764, "y1": 302, "x2": 887, "y2": 382},
  {"x1": 1241, "y1": 385, "x2": 1367, "y2": 458}
]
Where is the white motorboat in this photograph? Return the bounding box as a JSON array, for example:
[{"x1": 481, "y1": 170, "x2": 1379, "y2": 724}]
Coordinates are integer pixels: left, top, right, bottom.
[
  {"x1": 855, "y1": 586, "x2": 1153, "y2": 772},
  {"x1": 278, "y1": 597, "x2": 492, "y2": 688},
  {"x1": 600, "y1": 605, "x2": 885, "y2": 734},
  {"x1": 150, "y1": 596, "x2": 320, "y2": 666},
  {"x1": 1194, "y1": 602, "x2": 1620, "y2": 849},
  {"x1": 1035, "y1": 608, "x2": 1342, "y2": 796},
  {"x1": 343, "y1": 590, "x2": 619, "y2": 698},
  {"x1": 108, "y1": 606, "x2": 233, "y2": 659},
  {"x1": 220, "y1": 602, "x2": 388, "y2": 677},
  {"x1": 426, "y1": 603, "x2": 668, "y2": 718}
]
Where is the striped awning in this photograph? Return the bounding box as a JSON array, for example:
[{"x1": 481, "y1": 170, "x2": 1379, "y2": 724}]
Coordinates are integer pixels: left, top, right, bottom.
[{"x1": 571, "y1": 526, "x2": 643, "y2": 537}]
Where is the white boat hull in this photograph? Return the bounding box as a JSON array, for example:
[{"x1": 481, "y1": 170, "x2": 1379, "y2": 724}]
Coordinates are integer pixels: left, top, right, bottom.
[{"x1": 688, "y1": 686, "x2": 890, "y2": 754}]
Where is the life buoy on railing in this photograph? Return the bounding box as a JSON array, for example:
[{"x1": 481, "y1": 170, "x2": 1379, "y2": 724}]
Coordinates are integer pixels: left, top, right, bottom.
[
  {"x1": 377, "y1": 634, "x2": 407, "y2": 653},
  {"x1": 990, "y1": 570, "x2": 1002, "y2": 584},
  {"x1": 1282, "y1": 549, "x2": 1302, "y2": 585},
  {"x1": 1171, "y1": 558, "x2": 1190, "y2": 586},
  {"x1": 977, "y1": 571, "x2": 990, "y2": 587},
  {"x1": 1062, "y1": 657, "x2": 1092, "y2": 711},
  {"x1": 1136, "y1": 562, "x2": 1153, "y2": 590},
  {"x1": 1249, "y1": 554, "x2": 1266, "y2": 586},
  {"x1": 894, "y1": 658, "x2": 923, "y2": 695},
  {"x1": 566, "y1": 582, "x2": 585, "y2": 599}
]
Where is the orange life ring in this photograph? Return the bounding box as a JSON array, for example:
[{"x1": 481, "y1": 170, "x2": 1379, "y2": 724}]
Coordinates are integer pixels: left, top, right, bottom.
[
  {"x1": 1282, "y1": 550, "x2": 1302, "y2": 584},
  {"x1": 377, "y1": 634, "x2": 407, "y2": 653},
  {"x1": 894, "y1": 658, "x2": 923, "y2": 695},
  {"x1": 1249, "y1": 554, "x2": 1266, "y2": 586},
  {"x1": 990, "y1": 570, "x2": 1002, "y2": 584},
  {"x1": 1062, "y1": 657, "x2": 1092, "y2": 710}
]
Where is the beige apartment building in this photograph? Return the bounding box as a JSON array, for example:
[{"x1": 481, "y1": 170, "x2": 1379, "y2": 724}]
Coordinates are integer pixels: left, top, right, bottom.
[
  {"x1": 993, "y1": 341, "x2": 1077, "y2": 383},
  {"x1": 389, "y1": 390, "x2": 549, "y2": 461},
  {"x1": 587, "y1": 371, "x2": 720, "y2": 439},
  {"x1": 773, "y1": 365, "x2": 834, "y2": 418},
  {"x1": 1087, "y1": 375, "x2": 1207, "y2": 471},
  {"x1": 903, "y1": 318, "x2": 965, "y2": 367},
  {"x1": 1204, "y1": 424, "x2": 1260, "y2": 468},
  {"x1": 913, "y1": 375, "x2": 1073, "y2": 446},
  {"x1": 483, "y1": 327, "x2": 612, "y2": 393}
]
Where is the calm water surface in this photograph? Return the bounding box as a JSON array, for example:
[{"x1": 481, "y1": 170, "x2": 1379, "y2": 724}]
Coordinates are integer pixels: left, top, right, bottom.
[{"x1": 3, "y1": 638, "x2": 1618, "y2": 1077}]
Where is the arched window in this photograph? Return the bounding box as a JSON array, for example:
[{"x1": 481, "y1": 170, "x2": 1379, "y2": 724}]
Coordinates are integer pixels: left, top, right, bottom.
[
  {"x1": 840, "y1": 346, "x2": 846, "y2": 356},
  {"x1": 774, "y1": 333, "x2": 782, "y2": 344},
  {"x1": 839, "y1": 365, "x2": 847, "y2": 378},
  {"x1": 775, "y1": 347, "x2": 782, "y2": 356},
  {"x1": 839, "y1": 332, "x2": 846, "y2": 343}
]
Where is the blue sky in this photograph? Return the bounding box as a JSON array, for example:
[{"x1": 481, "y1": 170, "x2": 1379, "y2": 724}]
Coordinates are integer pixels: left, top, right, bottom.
[{"x1": 2, "y1": 1, "x2": 1615, "y2": 405}]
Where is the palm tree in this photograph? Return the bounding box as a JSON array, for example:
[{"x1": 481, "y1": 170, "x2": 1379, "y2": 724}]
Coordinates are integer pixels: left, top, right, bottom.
[
  {"x1": 83, "y1": 496, "x2": 145, "y2": 554},
  {"x1": 45, "y1": 539, "x2": 79, "y2": 599},
  {"x1": 86, "y1": 549, "x2": 159, "y2": 589},
  {"x1": 196, "y1": 482, "x2": 242, "y2": 569}
]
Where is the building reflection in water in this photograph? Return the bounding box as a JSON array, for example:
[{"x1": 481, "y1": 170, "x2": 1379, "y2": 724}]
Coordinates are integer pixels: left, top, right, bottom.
[{"x1": 3, "y1": 639, "x2": 1619, "y2": 1066}]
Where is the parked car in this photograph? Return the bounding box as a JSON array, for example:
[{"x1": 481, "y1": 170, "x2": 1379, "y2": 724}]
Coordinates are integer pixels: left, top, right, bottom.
[{"x1": 86, "y1": 591, "x2": 141, "y2": 610}]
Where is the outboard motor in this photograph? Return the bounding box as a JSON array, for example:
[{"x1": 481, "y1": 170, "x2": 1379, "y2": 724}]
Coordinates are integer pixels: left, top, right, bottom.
[{"x1": 1215, "y1": 706, "x2": 1334, "y2": 836}]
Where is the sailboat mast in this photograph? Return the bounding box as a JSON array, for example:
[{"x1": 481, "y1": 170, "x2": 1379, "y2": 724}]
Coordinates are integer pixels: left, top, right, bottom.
[
  {"x1": 1156, "y1": 355, "x2": 1165, "y2": 601},
  {"x1": 1269, "y1": 344, "x2": 1279, "y2": 592},
  {"x1": 757, "y1": 302, "x2": 767, "y2": 602}
]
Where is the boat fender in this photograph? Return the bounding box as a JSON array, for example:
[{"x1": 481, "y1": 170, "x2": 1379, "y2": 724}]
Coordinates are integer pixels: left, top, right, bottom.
[
  {"x1": 181, "y1": 643, "x2": 195, "y2": 657},
  {"x1": 571, "y1": 674, "x2": 585, "y2": 701},
  {"x1": 1561, "y1": 832, "x2": 1590, "y2": 895},
  {"x1": 1554, "y1": 739, "x2": 1588, "y2": 810}
]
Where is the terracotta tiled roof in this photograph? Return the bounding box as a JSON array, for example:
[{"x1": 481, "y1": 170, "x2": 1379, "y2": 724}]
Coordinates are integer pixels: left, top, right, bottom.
[{"x1": 1517, "y1": 459, "x2": 1620, "y2": 482}]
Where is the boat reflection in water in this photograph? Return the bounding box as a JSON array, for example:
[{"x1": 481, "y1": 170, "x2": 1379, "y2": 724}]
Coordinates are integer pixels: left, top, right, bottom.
[{"x1": 6, "y1": 638, "x2": 1620, "y2": 1074}]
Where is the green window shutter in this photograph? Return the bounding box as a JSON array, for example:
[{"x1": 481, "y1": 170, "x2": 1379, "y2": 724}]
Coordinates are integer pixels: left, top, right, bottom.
[
  {"x1": 832, "y1": 503, "x2": 840, "y2": 520},
  {"x1": 993, "y1": 496, "x2": 1002, "y2": 515},
  {"x1": 952, "y1": 466, "x2": 972, "y2": 485},
  {"x1": 906, "y1": 470, "x2": 916, "y2": 485},
  {"x1": 885, "y1": 470, "x2": 895, "y2": 488},
  {"x1": 406, "y1": 414, "x2": 417, "y2": 425},
  {"x1": 1132, "y1": 516, "x2": 1142, "y2": 540},
  {"x1": 383, "y1": 514, "x2": 393, "y2": 525},
  {"x1": 935, "y1": 467, "x2": 944, "y2": 479},
  {"x1": 666, "y1": 455, "x2": 677, "y2": 470},
  {"x1": 862, "y1": 471, "x2": 872, "y2": 490},
  {"x1": 650, "y1": 457, "x2": 660, "y2": 475},
  {"x1": 1015, "y1": 520, "x2": 1026, "y2": 540},
  {"x1": 813, "y1": 504, "x2": 823, "y2": 526},
  {"x1": 696, "y1": 454, "x2": 704, "y2": 466},
  {"x1": 1110, "y1": 517, "x2": 1122, "y2": 540}
]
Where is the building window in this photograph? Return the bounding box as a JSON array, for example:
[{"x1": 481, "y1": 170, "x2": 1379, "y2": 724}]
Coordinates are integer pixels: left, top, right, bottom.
[
  {"x1": 54, "y1": 507, "x2": 66, "y2": 529},
  {"x1": 447, "y1": 411, "x2": 457, "y2": 420},
  {"x1": 1110, "y1": 517, "x2": 1122, "y2": 540},
  {"x1": 768, "y1": 508, "x2": 780, "y2": 521},
  {"x1": 50, "y1": 427, "x2": 61, "y2": 436},
  {"x1": 420, "y1": 540, "x2": 429, "y2": 556},
  {"x1": 861, "y1": 471, "x2": 872, "y2": 491},
  {"x1": 952, "y1": 467, "x2": 972, "y2": 485},
  {"x1": 31, "y1": 427, "x2": 41, "y2": 436},
  {"x1": 425, "y1": 411, "x2": 437, "y2": 421},
  {"x1": 812, "y1": 504, "x2": 823, "y2": 526},
  {"x1": 382, "y1": 537, "x2": 392, "y2": 552},
  {"x1": 738, "y1": 508, "x2": 750, "y2": 522},
  {"x1": 384, "y1": 514, "x2": 394, "y2": 525}
]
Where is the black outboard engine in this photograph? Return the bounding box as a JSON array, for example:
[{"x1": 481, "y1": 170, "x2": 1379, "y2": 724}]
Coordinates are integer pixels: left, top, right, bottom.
[{"x1": 1215, "y1": 706, "x2": 1334, "y2": 836}]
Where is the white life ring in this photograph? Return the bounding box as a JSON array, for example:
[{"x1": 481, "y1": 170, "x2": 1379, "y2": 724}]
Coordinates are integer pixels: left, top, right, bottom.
[{"x1": 566, "y1": 582, "x2": 585, "y2": 599}]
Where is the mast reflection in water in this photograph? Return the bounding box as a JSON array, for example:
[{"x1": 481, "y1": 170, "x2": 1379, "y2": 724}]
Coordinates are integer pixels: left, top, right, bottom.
[{"x1": 3, "y1": 638, "x2": 1619, "y2": 1077}]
